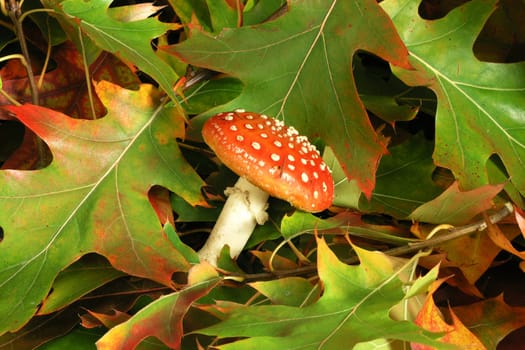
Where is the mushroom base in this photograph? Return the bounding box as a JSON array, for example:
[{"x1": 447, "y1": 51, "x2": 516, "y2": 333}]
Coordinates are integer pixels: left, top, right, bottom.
[{"x1": 198, "y1": 177, "x2": 270, "y2": 266}]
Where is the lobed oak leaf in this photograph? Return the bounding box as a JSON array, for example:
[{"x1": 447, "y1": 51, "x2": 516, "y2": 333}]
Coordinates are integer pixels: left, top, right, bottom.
[
  {"x1": 409, "y1": 181, "x2": 504, "y2": 225},
  {"x1": 383, "y1": 0, "x2": 525, "y2": 197},
  {"x1": 96, "y1": 263, "x2": 220, "y2": 350},
  {"x1": 195, "y1": 238, "x2": 447, "y2": 349},
  {"x1": 414, "y1": 279, "x2": 486, "y2": 350},
  {"x1": 55, "y1": 0, "x2": 182, "y2": 102},
  {"x1": 167, "y1": 0, "x2": 413, "y2": 197},
  {"x1": 0, "y1": 81, "x2": 206, "y2": 334}
]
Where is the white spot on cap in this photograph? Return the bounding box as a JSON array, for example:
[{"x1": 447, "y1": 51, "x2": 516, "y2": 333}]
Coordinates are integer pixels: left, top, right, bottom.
[
  {"x1": 288, "y1": 164, "x2": 295, "y2": 171},
  {"x1": 301, "y1": 158, "x2": 308, "y2": 165},
  {"x1": 301, "y1": 172, "x2": 309, "y2": 183},
  {"x1": 236, "y1": 135, "x2": 244, "y2": 142},
  {"x1": 313, "y1": 171, "x2": 319, "y2": 179},
  {"x1": 224, "y1": 115, "x2": 234, "y2": 121},
  {"x1": 274, "y1": 140, "x2": 282, "y2": 147},
  {"x1": 245, "y1": 123, "x2": 254, "y2": 130},
  {"x1": 322, "y1": 181, "x2": 328, "y2": 192},
  {"x1": 288, "y1": 154, "x2": 295, "y2": 162},
  {"x1": 313, "y1": 190, "x2": 319, "y2": 199},
  {"x1": 230, "y1": 125, "x2": 238, "y2": 131},
  {"x1": 246, "y1": 114, "x2": 254, "y2": 119},
  {"x1": 260, "y1": 133, "x2": 268, "y2": 139},
  {"x1": 271, "y1": 153, "x2": 280, "y2": 162},
  {"x1": 258, "y1": 160, "x2": 265, "y2": 167},
  {"x1": 288, "y1": 143, "x2": 294, "y2": 149},
  {"x1": 252, "y1": 141, "x2": 261, "y2": 150}
]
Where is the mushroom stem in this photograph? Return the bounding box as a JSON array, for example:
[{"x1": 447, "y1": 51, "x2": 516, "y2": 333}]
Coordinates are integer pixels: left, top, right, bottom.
[{"x1": 198, "y1": 176, "x2": 270, "y2": 266}]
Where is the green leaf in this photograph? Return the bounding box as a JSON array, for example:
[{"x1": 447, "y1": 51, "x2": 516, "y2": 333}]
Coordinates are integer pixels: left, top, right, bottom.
[
  {"x1": 410, "y1": 181, "x2": 504, "y2": 225},
  {"x1": 38, "y1": 255, "x2": 125, "y2": 315},
  {"x1": 182, "y1": 77, "x2": 243, "y2": 115},
  {"x1": 280, "y1": 211, "x2": 339, "y2": 240},
  {"x1": 37, "y1": 327, "x2": 103, "y2": 350},
  {"x1": 383, "y1": 0, "x2": 525, "y2": 197},
  {"x1": 250, "y1": 277, "x2": 320, "y2": 307},
  {"x1": 0, "y1": 82, "x2": 206, "y2": 333},
  {"x1": 167, "y1": 0, "x2": 413, "y2": 196},
  {"x1": 58, "y1": 0, "x2": 181, "y2": 101},
  {"x1": 168, "y1": 0, "x2": 213, "y2": 32},
  {"x1": 243, "y1": 0, "x2": 287, "y2": 25},
  {"x1": 331, "y1": 134, "x2": 443, "y2": 219},
  {"x1": 196, "y1": 238, "x2": 446, "y2": 349},
  {"x1": 164, "y1": 223, "x2": 200, "y2": 265}
]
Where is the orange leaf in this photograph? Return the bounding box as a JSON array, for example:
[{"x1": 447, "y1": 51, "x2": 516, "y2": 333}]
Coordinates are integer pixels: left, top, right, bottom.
[{"x1": 413, "y1": 278, "x2": 486, "y2": 349}]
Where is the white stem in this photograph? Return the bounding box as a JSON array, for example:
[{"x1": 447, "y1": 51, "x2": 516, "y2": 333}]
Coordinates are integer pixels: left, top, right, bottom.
[{"x1": 198, "y1": 177, "x2": 270, "y2": 266}]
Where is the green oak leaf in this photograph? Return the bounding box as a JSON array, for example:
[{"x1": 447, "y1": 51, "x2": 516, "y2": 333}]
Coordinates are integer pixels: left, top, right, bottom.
[
  {"x1": 383, "y1": 0, "x2": 525, "y2": 197},
  {"x1": 57, "y1": 0, "x2": 181, "y2": 101},
  {"x1": 330, "y1": 133, "x2": 443, "y2": 219},
  {"x1": 196, "y1": 238, "x2": 447, "y2": 349}
]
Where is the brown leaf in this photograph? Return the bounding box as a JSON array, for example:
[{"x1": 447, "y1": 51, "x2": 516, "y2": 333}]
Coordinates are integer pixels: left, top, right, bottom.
[
  {"x1": 485, "y1": 213, "x2": 525, "y2": 260},
  {"x1": 452, "y1": 295, "x2": 525, "y2": 349}
]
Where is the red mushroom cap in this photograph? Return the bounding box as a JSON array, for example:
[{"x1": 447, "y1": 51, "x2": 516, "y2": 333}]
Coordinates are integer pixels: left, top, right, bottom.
[{"x1": 202, "y1": 109, "x2": 334, "y2": 212}]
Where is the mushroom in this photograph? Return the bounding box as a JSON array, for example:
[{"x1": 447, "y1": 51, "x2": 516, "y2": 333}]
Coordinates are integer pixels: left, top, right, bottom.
[{"x1": 198, "y1": 109, "x2": 334, "y2": 265}]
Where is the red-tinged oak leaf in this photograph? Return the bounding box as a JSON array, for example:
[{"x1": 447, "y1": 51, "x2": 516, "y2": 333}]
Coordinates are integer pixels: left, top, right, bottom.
[
  {"x1": 0, "y1": 81, "x2": 207, "y2": 334},
  {"x1": 96, "y1": 263, "x2": 221, "y2": 350},
  {"x1": 167, "y1": 0, "x2": 412, "y2": 196},
  {"x1": 383, "y1": 0, "x2": 525, "y2": 196},
  {"x1": 452, "y1": 295, "x2": 525, "y2": 349},
  {"x1": 409, "y1": 181, "x2": 504, "y2": 225},
  {"x1": 0, "y1": 42, "x2": 141, "y2": 170},
  {"x1": 414, "y1": 279, "x2": 486, "y2": 350},
  {"x1": 195, "y1": 238, "x2": 446, "y2": 349}
]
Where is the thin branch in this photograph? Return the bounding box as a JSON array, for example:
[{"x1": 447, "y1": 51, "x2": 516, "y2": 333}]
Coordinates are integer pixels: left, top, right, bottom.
[
  {"x1": 7, "y1": 0, "x2": 38, "y2": 105},
  {"x1": 230, "y1": 203, "x2": 514, "y2": 283}
]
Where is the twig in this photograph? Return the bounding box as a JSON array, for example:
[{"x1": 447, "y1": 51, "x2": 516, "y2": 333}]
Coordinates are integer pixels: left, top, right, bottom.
[
  {"x1": 7, "y1": 0, "x2": 38, "y2": 105},
  {"x1": 230, "y1": 203, "x2": 514, "y2": 283}
]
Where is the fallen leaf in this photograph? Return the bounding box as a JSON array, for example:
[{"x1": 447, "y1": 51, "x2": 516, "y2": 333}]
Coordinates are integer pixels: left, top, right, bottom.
[
  {"x1": 410, "y1": 182, "x2": 504, "y2": 225},
  {"x1": 383, "y1": 0, "x2": 525, "y2": 197},
  {"x1": 96, "y1": 263, "x2": 221, "y2": 350},
  {"x1": 0, "y1": 82, "x2": 206, "y2": 333},
  {"x1": 413, "y1": 278, "x2": 486, "y2": 350}
]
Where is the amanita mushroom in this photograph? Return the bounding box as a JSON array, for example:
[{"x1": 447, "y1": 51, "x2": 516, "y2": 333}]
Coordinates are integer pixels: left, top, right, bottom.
[{"x1": 198, "y1": 109, "x2": 334, "y2": 265}]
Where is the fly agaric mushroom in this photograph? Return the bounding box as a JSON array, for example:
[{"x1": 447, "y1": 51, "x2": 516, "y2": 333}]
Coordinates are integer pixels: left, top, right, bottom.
[{"x1": 198, "y1": 109, "x2": 334, "y2": 265}]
